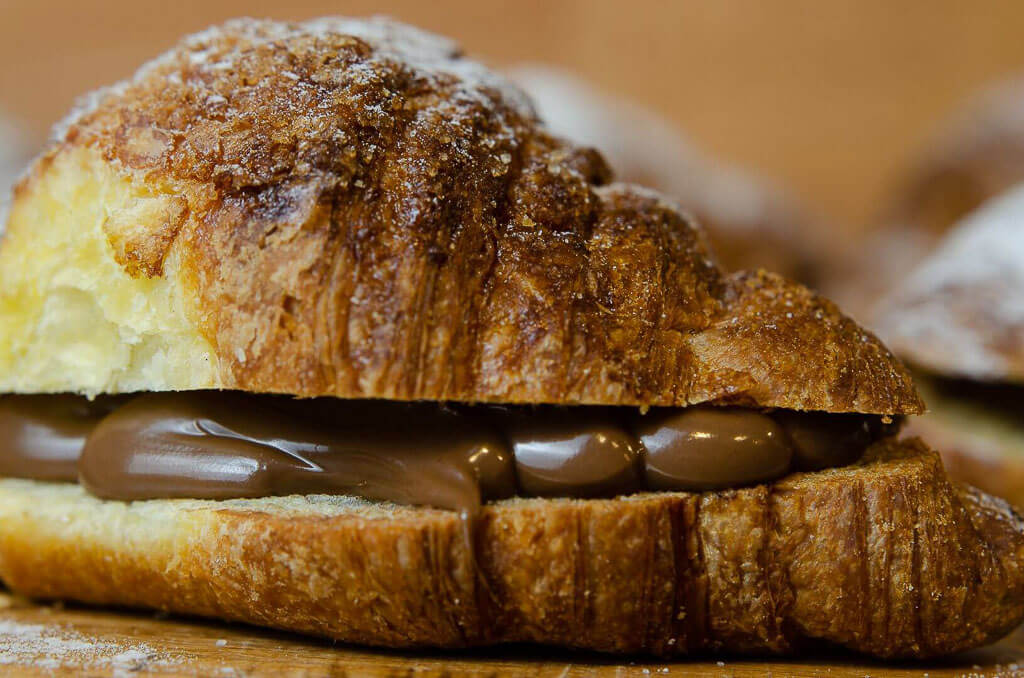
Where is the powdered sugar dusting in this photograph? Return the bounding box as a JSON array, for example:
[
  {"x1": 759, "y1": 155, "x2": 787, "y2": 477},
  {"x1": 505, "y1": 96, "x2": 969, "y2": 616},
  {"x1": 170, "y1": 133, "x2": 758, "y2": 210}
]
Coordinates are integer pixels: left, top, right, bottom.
[
  {"x1": 51, "y1": 78, "x2": 126, "y2": 145},
  {"x1": 311, "y1": 16, "x2": 535, "y2": 114},
  {"x1": 903, "y1": 183, "x2": 1024, "y2": 289},
  {"x1": 53, "y1": 16, "x2": 534, "y2": 144},
  {"x1": 0, "y1": 618, "x2": 182, "y2": 671},
  {"x1": 877, "y1": 182, "x2": 1024, "y2": 381}
]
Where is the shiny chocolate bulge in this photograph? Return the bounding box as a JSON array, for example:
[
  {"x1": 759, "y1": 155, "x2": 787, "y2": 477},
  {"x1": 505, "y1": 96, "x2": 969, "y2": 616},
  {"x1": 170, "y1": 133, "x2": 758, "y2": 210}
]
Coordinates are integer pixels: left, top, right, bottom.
[
  {"x1": 80, "y1": 393, "x2": 516, "y2": 515},
  {"x1": 0, "y1": 393, "x2": 897, "y2": 512},
  {"x1": 635, "y1": 408, "x2": 793, "y2": 491},
  {"x1": 0, "y1": 394, "x2": 126, "y2": 482},
  {"x1": 496, "y1": 407, "x2": 644, "y2": 498}
]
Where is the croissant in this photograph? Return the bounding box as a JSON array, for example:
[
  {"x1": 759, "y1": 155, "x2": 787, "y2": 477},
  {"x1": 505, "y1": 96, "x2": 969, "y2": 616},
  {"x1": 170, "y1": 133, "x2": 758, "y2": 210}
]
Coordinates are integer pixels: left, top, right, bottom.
[{"x1": 0, "y1": 16, "x2": 1018, "y2": 660}]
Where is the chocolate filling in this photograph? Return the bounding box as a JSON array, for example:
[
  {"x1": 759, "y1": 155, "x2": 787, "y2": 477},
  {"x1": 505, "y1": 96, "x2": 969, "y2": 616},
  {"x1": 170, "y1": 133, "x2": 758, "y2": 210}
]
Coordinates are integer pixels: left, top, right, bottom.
[
  {"x1": 0, "y1": 392, "x2": 895, "y2": 513},
  {"x1": 0, "y1": 394, "x2": 126, "y2": 482}
]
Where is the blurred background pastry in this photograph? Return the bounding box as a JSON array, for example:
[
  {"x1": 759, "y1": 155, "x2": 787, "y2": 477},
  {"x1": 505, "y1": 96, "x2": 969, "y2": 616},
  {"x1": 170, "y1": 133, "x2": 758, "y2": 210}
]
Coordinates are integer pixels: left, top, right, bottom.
[
  {"x1": 837, "y1": 73, "x2": 1024, "y2": 315},
  {"x1": 885, "y1": 75, "x2": 1024, "y2": 247},
  {"x1": 862, "y1": 71, "x2": 1024, "y2": 507},
  {"x1": 510, "y1": 66, "x2": 829, "y2": 286},
  {"x1": 876, "y1": 184, "x2": 1024, "y2": 505}
]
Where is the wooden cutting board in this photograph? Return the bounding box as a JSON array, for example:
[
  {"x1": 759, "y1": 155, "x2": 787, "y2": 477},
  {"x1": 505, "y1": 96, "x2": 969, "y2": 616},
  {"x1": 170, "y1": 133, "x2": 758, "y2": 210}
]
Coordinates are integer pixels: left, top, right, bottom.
[{"x1": 1, "y1": 592, "x2": 1022, "y2": 677}]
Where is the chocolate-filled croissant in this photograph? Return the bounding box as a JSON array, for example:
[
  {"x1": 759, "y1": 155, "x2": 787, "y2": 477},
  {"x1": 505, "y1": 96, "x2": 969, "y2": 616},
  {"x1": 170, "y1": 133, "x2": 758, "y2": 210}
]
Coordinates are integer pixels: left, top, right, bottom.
[{"x1": 0, "y1": 17, "x2": 1020, "y2": 660}]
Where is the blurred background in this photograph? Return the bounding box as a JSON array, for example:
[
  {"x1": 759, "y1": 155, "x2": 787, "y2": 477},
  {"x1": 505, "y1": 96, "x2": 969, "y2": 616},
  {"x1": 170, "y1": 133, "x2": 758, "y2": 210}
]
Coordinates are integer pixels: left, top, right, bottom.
[{"x1": 4, "y1": 0, "x2": 1024, "y2": 237}]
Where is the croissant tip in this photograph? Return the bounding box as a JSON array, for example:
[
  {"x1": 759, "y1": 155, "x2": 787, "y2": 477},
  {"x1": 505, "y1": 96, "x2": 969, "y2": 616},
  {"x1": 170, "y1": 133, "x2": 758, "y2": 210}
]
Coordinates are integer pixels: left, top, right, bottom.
[{"x1": 948, "y1": 484, "x2": 1024, "y2": 654}]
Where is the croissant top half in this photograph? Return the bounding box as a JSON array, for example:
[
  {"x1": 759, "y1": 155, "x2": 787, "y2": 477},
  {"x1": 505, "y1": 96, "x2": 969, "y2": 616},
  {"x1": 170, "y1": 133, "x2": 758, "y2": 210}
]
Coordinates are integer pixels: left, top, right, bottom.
[{"x1": 0, "y1": 17, "x2": 921, "y2": 414}]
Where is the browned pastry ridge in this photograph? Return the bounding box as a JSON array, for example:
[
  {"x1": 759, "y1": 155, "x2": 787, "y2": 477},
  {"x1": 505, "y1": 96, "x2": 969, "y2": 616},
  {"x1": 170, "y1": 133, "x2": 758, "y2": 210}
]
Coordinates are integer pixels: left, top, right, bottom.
[
  {"x1": 7, "y1": 17, "x2": 921, "y2": 414},
  {"x1": 0, "y1": 438, "x2": 1021, "y2": 659}
]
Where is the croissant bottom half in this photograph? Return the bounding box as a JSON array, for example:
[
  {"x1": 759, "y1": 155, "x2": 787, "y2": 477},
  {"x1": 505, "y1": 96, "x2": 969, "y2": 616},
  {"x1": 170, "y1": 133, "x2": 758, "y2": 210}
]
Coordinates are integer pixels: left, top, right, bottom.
[{"x1": 0, "y1": 437, "x2": 1020, "y2": 659}]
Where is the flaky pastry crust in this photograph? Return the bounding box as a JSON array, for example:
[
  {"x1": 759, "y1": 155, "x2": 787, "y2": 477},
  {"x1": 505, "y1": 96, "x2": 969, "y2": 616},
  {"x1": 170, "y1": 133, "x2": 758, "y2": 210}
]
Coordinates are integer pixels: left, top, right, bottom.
[
  {"x1": 0, "y1": 438, "x2": 1020, "y2": 658},
  {"x1": 0, "y1": 17, "x2": 921, "y2": 413}
]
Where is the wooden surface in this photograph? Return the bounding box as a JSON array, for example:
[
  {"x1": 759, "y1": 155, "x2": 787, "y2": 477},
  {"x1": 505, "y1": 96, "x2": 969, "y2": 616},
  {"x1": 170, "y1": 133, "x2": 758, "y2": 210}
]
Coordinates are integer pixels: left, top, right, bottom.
[
  {"x1": 3, "y1": 1, "x2": 1024, "y2": 229},
  {"x1": 0, "y1": 593, "x2": 1021, "y2": 677}
]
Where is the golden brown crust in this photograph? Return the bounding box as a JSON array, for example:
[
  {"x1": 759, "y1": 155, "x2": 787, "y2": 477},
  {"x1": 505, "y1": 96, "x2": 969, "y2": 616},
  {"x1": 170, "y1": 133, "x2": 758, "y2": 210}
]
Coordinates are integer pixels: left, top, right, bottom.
[
  {"x1": 11, "y1": 17, "x2": 921, "y2": 413},
  {"x1": 0, "y1": 437, "x2": 1019, "y2": 658}
]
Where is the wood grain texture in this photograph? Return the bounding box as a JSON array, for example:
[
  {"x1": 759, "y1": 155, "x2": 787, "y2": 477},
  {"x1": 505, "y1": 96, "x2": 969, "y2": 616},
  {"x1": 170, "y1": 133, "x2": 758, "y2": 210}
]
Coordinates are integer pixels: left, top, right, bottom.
[{"x1": 0, "y1": 593, "x2": 1023, "y2": 677}]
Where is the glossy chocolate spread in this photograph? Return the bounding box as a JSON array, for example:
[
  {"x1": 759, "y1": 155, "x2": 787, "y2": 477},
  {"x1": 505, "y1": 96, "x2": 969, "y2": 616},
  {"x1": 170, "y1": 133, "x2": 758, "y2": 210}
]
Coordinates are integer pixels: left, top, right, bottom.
[
  {"x1": 0, "y1": 393, "x2": 894, "y2": 513},
  {"x1": 0, "y1": 394, "x2": 126, "y2": 482}
]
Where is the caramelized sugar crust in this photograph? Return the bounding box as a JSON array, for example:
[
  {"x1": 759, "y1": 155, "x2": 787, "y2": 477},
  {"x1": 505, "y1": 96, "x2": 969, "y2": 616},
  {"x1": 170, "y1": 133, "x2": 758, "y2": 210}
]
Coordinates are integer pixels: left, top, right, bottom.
[{"x1": 13, "y1": 18, "x2": 920, "y2": 412}]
